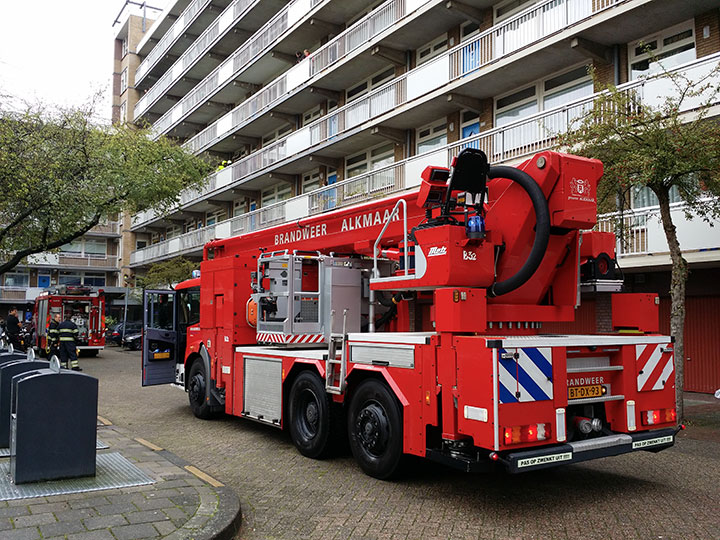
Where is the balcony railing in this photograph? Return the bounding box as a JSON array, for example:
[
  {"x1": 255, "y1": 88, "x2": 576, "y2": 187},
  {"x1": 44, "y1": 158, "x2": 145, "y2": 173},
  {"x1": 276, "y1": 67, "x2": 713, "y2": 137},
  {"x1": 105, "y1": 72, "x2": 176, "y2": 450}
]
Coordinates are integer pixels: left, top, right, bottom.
[
  {"x1": 135, "y1": 0, "x2": 261, "y2": 120},
  {"x1": 184, "y1": 0, "x2": 414, "y2": 152},
  {"x1": 58, "y1": 254, "x2": 120, "y2": 268},
  {"x1": 148, "y1": 0, "x2": 332, "y2": 135},
  {"x1": 133, "y1": 50, "x2": 720, "y2": 233},
  {"x1": 87, "y1": 221, "x2": 121, "y2": 235},
  {"x1": 0, "y1": 286, "x2": 44, "y2": 302},
  {"x1": 135, "y1": 0, "x2": 212, "y2": 85},
  {"x1": 130, "y1": 51, "x2": 720, "y2": 263},
  {"x1": 183, "y1": 0, "x2": 621, "y2": 159}
]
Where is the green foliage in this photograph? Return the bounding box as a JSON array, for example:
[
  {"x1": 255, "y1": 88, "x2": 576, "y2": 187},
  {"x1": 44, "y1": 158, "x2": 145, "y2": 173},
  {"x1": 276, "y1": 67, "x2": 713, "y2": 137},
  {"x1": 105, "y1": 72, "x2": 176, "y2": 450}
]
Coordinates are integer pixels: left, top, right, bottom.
[
  {"x1": 556, "y1": 63, "x2": 720, "y2": 217},
  {"x1": 140, "y1": 257, "x2": 199, "y2": 289},
  {"x1": 0, "y1": 98, "x2": 211, "y2": 274}
]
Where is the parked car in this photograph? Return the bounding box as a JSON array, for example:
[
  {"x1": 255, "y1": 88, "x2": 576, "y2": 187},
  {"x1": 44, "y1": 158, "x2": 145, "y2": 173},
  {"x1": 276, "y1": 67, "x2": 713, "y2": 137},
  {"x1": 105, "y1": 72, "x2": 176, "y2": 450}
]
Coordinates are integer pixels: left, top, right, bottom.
[
  {"x1": 122, "y1": 332, "x2": 142, "y2": 351},
  {"x1": 108, "y1": 322, "x2": 142, "y2": 346}
]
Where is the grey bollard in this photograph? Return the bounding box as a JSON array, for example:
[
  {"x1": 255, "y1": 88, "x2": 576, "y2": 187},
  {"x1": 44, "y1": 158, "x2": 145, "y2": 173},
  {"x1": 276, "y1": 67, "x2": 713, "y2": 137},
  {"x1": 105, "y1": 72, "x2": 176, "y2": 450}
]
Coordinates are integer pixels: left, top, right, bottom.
[
  {"x1": 10, "y1": 369, "x2": 98, "y2": 484},
  {"x1": 0, "y1": 361, "x2": 50, "y2": 447}
]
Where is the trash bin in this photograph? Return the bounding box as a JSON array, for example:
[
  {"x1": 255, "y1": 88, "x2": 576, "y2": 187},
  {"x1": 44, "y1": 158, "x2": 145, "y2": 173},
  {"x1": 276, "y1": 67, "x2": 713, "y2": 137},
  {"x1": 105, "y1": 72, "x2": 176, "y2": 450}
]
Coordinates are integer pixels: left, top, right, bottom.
[
  {"x1": 0, "y1": 361, "x2": 49, "y2": 447},
  {"x1": 10, "y1": 369, "x2": 98, "y2": 484}
]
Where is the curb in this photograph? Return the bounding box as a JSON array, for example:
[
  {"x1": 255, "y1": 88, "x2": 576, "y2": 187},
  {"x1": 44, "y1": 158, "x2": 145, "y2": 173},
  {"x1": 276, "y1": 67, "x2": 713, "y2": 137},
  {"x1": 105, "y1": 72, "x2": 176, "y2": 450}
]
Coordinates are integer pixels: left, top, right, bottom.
[{"x1": 110, "y1": 425, "x2": 243, "y2": 540}]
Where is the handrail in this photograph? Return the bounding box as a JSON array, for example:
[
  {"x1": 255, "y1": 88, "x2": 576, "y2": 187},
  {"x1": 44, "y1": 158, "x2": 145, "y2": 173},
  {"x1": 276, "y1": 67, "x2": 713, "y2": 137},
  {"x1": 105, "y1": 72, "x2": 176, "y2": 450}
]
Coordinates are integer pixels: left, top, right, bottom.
[{"x1": 369, "y1": 199, "x2": 407, "y2": 332}]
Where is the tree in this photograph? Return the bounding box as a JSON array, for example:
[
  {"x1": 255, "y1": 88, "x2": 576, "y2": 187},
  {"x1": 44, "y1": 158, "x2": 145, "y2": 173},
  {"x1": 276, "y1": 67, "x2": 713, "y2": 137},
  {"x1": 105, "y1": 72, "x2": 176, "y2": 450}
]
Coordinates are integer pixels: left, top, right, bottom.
[
  {"x1": 556, "y1": 61, "x2": 720, "y2": 419},
  {"x1": 0, "y1": 99, "x2": 211, "y2": 274},
  {"x1": 140, "y1": 257, "x2": 199, "y2": 289}
]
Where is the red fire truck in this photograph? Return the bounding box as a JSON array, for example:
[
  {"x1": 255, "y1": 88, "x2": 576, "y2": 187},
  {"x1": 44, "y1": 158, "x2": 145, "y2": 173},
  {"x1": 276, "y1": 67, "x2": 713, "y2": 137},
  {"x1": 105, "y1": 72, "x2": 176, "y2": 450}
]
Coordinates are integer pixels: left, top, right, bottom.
[
  {"x1": 142, "y1": 149, "x2": 679, "y2": 478},
  {"x1": 34, "y1": 286, "x2": 106, "y2": 356}
]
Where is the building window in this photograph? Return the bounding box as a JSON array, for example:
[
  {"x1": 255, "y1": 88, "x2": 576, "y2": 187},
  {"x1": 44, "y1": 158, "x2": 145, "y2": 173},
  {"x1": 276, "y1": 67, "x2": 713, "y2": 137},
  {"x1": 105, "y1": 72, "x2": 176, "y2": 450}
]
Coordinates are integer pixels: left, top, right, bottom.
[
  {"x1": 83, "y1": 272, "x2": 106, "y2": 287},
  {"x1": 4, "y1": 271, "x2": 29, "y2": 288},
  {"x1": 166, "y1": 225, "x2": 182, "y2": 239},
  {"x1": 302, "y1": 170, "x2": 321, "y2": 193},
  {"x1": 261, "y1": 183, "x2": 292, "y2": 207},
  {"x1": 61, "y1": 239, "x2": 83, "y2": 255},
  {"x1": 262, "y1": 124, "x2": 293, "y2": 146},
  {"x1": 631, "y1": 185, "x2": 681, "y2": 209},
  {"x1": 119, "y1": 101, "x2": 127, "y2": 123},
  {"x1": 59, "y1": 271, "x2": 82, "y2": 286},
  {"x1": 136, "y1": 240, "x2": 147, "y2": 250},
  {"x1": 346, "y1": 67, "x2": 395, "y2": 102},
  {"x1": 629, "y1": 22, "x2": 695, "y2": 80},
  {"x1": 120, "y1": 68, "x2": 128, "y2": 93},
  {"x1": 416, "y1": 119, "x2": 447, "y2": 154},
  {"x1": 416, "y1": 35, "x2": 448, "y2": 66},
  {"x1": 461, "y1": 21, "x2": 480, "y2": 42},
  {"x1": 121, "y1": 37, "x2": 129, "y2": 58},
  {"x1": 303, "y1": 106, "x2": 322, "y2": 127},
  {"x1": 205, "y1": 208, "x2": 227, "y2": 227},
  {"x1": 83, "y1": 238, "x2": 107, "y2": 258},
  {"x1": 346, "y1": 143, "x2": 395, "y2": 178},
  {"x1": 233, "y1": 199, "x2": 248, "y2": 217}
]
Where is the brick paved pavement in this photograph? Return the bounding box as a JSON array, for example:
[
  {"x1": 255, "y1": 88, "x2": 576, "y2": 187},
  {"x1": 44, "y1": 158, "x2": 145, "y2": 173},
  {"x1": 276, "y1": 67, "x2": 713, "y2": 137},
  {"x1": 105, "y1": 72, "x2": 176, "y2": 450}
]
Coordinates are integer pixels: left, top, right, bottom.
[
  {"x1": 89, "y1": 347, "x2": 720, "y2": 540},
  {"x1": 0, "y1": 362, "x2": 241, "y2": 540}
]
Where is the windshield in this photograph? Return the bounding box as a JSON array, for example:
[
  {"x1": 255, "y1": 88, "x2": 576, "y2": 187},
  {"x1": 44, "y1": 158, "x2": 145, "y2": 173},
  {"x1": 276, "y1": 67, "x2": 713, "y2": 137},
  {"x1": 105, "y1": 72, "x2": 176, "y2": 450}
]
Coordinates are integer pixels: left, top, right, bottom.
[{"x1": 179, "y1": 287, "x2": 200, "y2": 326}]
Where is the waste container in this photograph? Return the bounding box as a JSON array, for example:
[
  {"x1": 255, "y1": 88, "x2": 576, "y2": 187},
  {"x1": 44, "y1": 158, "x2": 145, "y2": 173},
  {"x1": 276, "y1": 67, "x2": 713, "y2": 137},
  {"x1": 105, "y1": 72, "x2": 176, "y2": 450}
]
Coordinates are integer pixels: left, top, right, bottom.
[
  {"x1": 10, "y1": 369, "x2": 98, "y2": 484},
  {"x1": 0, "y1": 360, "x2": 49, "y2": 447}
]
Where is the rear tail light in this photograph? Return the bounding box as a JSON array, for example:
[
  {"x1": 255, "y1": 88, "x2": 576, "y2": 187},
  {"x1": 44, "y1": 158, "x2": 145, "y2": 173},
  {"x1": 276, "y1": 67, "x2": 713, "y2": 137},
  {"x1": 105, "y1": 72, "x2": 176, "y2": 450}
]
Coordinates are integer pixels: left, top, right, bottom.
[
  {"x1": 641, "y1": 408, "x2": 676, "y2": 426},
  {"x1": 503, "y1": 423, "x2": 551, "y2": 445}
]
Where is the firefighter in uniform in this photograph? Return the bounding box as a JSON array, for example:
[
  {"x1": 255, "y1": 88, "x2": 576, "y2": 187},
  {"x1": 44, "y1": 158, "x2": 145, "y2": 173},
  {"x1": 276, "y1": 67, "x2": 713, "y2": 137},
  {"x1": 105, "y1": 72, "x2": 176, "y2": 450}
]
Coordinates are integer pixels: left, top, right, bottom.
[
  {"x1": 58, "y1": 313, "x2": 81, "y2": 371},
  {"x1": 46, "y1": 312, "x2": 62, "y2": 360}
]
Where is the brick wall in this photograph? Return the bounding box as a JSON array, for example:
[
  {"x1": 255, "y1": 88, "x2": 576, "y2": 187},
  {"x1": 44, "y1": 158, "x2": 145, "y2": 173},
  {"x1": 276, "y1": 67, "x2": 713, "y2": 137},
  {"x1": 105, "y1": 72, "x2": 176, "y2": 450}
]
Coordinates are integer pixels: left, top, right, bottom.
[{"x1": 695, "y1": 10, "x2": 720, "y2": 58}]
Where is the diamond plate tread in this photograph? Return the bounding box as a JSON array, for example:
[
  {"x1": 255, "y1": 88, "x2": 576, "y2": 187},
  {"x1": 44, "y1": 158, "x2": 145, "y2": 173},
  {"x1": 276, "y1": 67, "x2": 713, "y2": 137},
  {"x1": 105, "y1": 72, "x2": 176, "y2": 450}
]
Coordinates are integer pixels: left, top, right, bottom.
[
  {"x1": 0, "y1": 439, "x2": 109, "y2": 457},
  {"x1": 0, "y1": 452, "x2": 154, "y2": 500}
]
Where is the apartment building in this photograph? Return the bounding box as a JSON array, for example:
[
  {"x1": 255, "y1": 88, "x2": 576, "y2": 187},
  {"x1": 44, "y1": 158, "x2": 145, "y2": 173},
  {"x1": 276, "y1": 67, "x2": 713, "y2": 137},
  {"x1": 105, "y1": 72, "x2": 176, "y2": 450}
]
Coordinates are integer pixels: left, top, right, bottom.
[{"x1": 119, "y1": 0, "x2": 720, "y2": 391}]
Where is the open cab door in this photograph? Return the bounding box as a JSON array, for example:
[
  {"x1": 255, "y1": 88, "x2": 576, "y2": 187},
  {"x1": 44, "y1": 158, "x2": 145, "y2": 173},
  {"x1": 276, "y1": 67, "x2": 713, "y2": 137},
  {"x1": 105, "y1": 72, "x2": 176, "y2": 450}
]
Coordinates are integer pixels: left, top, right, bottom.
[{"x1": 142, "y1": 290, "x2": 178, "y2": 386}]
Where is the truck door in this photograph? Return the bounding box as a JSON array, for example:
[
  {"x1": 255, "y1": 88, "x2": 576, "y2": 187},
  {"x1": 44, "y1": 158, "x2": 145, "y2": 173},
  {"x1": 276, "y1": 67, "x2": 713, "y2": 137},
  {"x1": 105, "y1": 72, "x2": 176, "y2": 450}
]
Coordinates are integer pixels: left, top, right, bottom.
[{"x1": 142, "y1": 290, "x2": 178, "y2": 386}]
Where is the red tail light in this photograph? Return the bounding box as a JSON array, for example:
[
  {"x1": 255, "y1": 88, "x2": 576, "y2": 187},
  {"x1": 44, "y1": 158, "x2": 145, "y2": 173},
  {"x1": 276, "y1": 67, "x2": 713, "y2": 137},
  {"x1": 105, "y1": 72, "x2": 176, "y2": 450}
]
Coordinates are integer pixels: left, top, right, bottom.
[
  {"x1": 641, "y1": 408, "x2": 676, "y2": 426},
  {"x1": 503, "y1": 423, "x2": 551, "y2": 445}
]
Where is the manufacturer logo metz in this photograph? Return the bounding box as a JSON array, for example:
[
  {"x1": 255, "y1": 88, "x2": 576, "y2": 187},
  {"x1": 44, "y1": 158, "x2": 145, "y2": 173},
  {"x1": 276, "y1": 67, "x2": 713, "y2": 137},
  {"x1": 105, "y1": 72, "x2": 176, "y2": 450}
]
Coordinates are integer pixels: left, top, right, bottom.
[{"x1": 428, "y1": 246, "x2": 447, "y2": 257}]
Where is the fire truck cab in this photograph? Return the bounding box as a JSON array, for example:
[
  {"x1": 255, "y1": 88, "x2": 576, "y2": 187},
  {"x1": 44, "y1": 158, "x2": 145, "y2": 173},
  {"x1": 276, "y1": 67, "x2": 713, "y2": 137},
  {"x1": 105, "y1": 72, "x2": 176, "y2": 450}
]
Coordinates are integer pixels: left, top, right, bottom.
[{"x1": 142, "y1": 149, "x2": 679, "y2": 479}]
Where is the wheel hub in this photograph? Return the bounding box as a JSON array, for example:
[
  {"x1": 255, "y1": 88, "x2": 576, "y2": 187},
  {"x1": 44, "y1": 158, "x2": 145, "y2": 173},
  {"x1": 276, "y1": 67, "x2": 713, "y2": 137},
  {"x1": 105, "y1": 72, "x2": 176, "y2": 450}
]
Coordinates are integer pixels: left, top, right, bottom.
[
  {"x1": 356, "y1": 403, "x2": 388, "y2": 455},
  {"x1": 305, "y1": 401, "x2": 318, "y2": 427},
  {"x1": 189, "y1": 374, "x2": 204, "y2": 404}
]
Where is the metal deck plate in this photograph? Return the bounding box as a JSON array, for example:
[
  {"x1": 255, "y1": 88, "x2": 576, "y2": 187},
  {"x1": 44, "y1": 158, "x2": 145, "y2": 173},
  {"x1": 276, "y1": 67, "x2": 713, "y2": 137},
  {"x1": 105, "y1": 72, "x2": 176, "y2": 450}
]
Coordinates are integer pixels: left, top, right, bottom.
[
  {"x1": 0, "y1": 452, "x2": 154, "y2": 500},
  {"x1": 0, "y1": 439, "x2": 109, "y2": 457}
]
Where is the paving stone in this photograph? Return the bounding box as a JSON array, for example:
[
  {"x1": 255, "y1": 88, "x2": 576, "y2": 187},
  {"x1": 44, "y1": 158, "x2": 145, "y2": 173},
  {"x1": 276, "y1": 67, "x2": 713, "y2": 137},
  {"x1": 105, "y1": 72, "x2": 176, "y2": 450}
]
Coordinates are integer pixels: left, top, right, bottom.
[
  {"x1": 12, "y1": 512, "x2": 57, "y2": 527},
  {"x1": 110, "y1": 522, "x2": 161, "y2": 540},
  {"x1": 83, "y1": 514, "x2": 129, "y2": 530},
  {"x1": 68, "y1": 496, "x2": 111, "y2": 510},
  {"x1": 39, "y1": 519, "x2": 87, "y2": 538},
  {"x1": 28, "y1": 501, "x2": 70, "y2": 514},
  {"x1": 55, "y1": 508, "x2": 99, "y2": 522},
  {"x1": 94, "y1": 502, "x2": 139, "y2": 516},
  {"x1": 0, "y1": 505, "x2": 30, "y2": 518},
  {"x1": 132, "y1": 496, "x2": 176, "y2": 511},
  {"x1": 152, "y1": 519, "x2": 177, "y2": 536},
  {"x1": 65, "y1": 530, "x2": 116, "y2": 540},
  {"x1": 125, "y1": 510, "x2": 170, "y2": 524},
  {"x1": 1, "y1": 528, "x2": 41, "y2": 540}
]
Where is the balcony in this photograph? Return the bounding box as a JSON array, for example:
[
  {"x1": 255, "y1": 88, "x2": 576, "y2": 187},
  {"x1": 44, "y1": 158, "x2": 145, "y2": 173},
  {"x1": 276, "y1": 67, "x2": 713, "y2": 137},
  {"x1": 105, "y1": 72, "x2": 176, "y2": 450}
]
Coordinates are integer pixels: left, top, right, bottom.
[
  {"x1": 135, "y1": 0, "x2": 330, "y2": 123},
  {"x1": 85, "y1": 221, "x2": 122, "y2": 237},
  {"x1": 597, "y1": 202, "x2": 720, "y2": 268},
  {"x1": 0, "y1": 286, "x2": 44, "y2": 304},
  {"x1": 161, "y1": 0, "x2": 432, "y2": 142},
  {"x1": 135, "y1": 0, "x2": 217, "y2": 87},
  {"x1": 130, "y1": 52, "x2": 720, "y2": 264}
]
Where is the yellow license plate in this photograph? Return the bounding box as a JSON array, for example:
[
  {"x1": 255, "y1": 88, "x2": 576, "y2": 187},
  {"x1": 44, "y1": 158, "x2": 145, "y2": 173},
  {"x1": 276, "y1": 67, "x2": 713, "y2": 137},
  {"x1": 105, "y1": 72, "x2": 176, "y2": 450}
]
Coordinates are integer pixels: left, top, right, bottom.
[
  {"x1": 153, "y1": 352, "x2": 170, "y2": 359},
  {"x1": 568, "y1": 384, "x2": 603, "y2": 400}
]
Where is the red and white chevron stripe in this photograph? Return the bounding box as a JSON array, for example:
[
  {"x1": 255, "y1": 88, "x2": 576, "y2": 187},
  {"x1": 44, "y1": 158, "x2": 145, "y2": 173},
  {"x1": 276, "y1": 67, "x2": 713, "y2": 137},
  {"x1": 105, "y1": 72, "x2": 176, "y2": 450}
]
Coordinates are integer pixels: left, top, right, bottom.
[
  {"x1": 636, "y1": 343, "x2": 674, "y2": 392},
  {"x1": 256, "y1": 332, "x2": 325, "y2": 344}
]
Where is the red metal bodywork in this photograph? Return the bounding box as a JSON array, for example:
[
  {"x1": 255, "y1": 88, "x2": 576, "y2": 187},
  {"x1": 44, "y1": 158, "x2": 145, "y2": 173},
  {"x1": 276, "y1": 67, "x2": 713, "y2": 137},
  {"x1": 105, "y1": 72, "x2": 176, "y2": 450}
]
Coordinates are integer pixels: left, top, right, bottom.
[
  {"x1": 33, "y1": 289, "x2": 106, "y2": 351},
  {"x1": 175, "y1": 150, "x2": 676, "y2": 471}
]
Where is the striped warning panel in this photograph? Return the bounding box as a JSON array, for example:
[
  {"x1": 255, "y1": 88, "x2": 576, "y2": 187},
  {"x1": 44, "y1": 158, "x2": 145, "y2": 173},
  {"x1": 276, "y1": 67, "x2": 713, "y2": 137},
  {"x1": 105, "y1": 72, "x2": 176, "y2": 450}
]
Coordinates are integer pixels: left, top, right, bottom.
[
  {"x1": 498, "y1": 347, "x2": 553, "y2": 404},
  {"x1": 256, "y1": 333, "x2": 325, "y2": 344},
  {"x1": 636, "y1": 343, "x2": 674, "y2": 392}
]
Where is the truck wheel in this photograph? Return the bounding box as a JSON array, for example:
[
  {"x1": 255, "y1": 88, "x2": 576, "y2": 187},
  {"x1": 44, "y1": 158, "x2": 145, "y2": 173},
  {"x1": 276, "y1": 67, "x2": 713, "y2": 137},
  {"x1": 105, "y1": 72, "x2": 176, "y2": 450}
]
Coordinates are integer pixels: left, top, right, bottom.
[
  {"x1": 288, "y1": 371, "x2": 334, "y2": 459},
  {"x1": 348, "y1": 378, "x2": 403, "y2": 479},
  {"x1": 188, "y1": 361, "x2": 217, "y2": 420}
]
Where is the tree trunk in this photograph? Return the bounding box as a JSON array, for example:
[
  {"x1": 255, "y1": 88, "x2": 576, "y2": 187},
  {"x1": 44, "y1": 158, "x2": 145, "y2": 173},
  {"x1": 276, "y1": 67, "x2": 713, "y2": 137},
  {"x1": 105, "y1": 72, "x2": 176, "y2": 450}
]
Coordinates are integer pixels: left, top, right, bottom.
[{"x1": 656, "y1": 190, "x2": 688, "y2": 421}]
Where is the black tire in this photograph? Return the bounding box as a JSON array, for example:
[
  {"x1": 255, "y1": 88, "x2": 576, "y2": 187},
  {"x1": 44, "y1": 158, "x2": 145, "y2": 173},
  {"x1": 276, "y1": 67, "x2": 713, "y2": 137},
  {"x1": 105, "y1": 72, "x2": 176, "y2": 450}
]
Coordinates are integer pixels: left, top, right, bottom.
[
  {"x1": 188, "y1": 360, "x2": 219, "y2": 419},
  {"x1": 288, "y1": 371, "x2": 335, "y2": 458},
  {"x1": 347, "y1": 378, "x2": 404, "y2": 479}
]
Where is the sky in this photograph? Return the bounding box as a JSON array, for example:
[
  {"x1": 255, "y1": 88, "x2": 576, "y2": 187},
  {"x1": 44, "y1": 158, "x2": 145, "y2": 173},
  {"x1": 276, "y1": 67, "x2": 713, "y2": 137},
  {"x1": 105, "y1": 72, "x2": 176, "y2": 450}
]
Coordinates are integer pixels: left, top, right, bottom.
[{"x1": 0, "y1": 0, "x2": 169, "y2": 120}]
